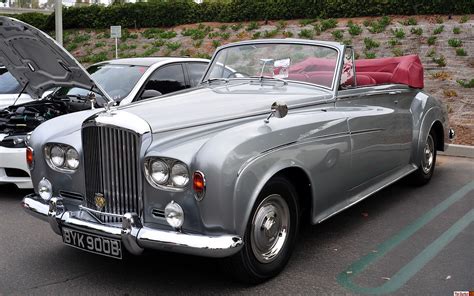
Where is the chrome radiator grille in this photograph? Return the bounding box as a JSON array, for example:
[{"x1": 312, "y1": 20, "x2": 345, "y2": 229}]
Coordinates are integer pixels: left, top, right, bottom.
[{"x1": 82, "y1": 125, "x2": 141, "y2": 222}]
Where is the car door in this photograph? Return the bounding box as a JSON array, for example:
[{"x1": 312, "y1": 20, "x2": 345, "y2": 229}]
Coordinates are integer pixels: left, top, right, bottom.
[
  {"x1": 135, "y1": 63, "x2": 187, "y2": 101},
  {"x1": 336, "y1": 87, "x2": 401, "y2": 191}
]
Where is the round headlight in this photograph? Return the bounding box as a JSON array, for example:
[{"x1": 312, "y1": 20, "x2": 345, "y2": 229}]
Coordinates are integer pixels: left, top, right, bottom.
[
  {"x1": 165, "y1": 201, "x2": 184, "y2": 229},
  {"x1": 171, "y1": 163, "x2": 189, "y2": 187},
  {"x1": 38, "y1": 178, "x2": 52, "y2": 201},
  {"x1": 65, "y1": 148, "x2": 80, "y2": 169},
  {"x1": 50, "y1": 145, "x2": 65, "y2": 167},
  {"x1": 150, "y1": 160, "x2": 169, "y2": 185}
]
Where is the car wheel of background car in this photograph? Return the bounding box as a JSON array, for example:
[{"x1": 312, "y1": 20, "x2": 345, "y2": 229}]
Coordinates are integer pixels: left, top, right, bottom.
[
  {"x1": 227, "y1": 176, "x2": 299, "y2": 284},
  {"x1": 409, "y1": 129, "x2": 437, "y2": 186}
]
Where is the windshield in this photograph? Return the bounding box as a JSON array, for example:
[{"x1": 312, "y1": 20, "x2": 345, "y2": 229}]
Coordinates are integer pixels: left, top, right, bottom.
[
  {"x1": 204, "y1": 43, "x2": 339, "y2": 89},
  {"x1": 55, "y1": 64, "x2": 148, "y2": 103},
  {"x1": 0, "y1": 68, "x2": 22, "y2": 94}
]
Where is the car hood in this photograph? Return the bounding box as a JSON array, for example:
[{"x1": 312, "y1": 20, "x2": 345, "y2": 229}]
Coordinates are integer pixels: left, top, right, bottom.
[
  {"x1": 117, "y1": 82, "x2": 332, "y2": 133},
  {"x1": 0, "y1": 17, "x2": 105, "y2": 100}
]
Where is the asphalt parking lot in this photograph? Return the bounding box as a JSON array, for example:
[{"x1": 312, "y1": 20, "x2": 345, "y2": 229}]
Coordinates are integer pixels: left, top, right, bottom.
[{"x1": 0, "y1": 155, "x2": 472, "y2": 295}]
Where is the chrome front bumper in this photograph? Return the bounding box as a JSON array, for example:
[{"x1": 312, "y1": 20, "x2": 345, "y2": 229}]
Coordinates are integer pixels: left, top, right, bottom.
[{"x1": 22, "y1": 194, "x2": 243, "y2": 258}]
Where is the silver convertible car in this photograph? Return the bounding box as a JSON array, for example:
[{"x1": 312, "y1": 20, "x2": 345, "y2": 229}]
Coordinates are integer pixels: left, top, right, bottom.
[{"x1": 18, "y1": 22, "x2": 453, "y2": 282}]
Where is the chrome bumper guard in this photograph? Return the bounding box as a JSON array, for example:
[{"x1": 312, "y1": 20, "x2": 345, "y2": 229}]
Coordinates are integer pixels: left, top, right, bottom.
[{"x1": 22, "y1": 194, "x2": 243, "y2": 258}]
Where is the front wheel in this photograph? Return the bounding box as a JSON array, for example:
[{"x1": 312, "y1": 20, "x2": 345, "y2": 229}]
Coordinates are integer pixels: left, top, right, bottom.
[
  {"x1": 227, "y1": 177, "x2": 299, "y2": 284},
  {"x1": 409, "y1": 130, "x2": 437, "y2": 185}
]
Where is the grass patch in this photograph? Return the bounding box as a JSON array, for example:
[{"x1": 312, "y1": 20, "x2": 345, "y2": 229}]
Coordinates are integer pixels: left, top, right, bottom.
[
  {"x1": 95, "y1": 41, "x2": 106, "y2": 48},
  {"x1": 246, "y1": 21, "x2": 260, "y2": 31},
  {"x1": 365, "y1": 51, "x2": 376, "y2": 59},
  {"x1": 220, "y1": 32, "x2": 230, "y2": 40},
  {"x1": 73, "y1": 34, "x2": 90, "y2": 43},
  {"x1": 448, "y1": 38, "x2": 463, "y2": 47},
  {"x1": 435, "y1": 16, "x2": 444, "y2": 24},
  {"x1": 366, "y1": 16, "x2": 391, "y2": 33},
  {"x1": 81, "y1": 51, "x2": 108, "y2": 64},
  {"x1": 453, "y1": 27, "x2": 461, "y2": 34},
  {"x1": 433, "y1": 25, "x2": 444, "y2": 35},
  {"x1": 159, "y1": 31, "x2": 177, "y2": 39},
  {"x1": 456, "y1": 48, "x2": 467, "y2": 56},
  {"x1": 277, "y1": 20, "x2": 287, "y2": 30},
  {"x1": 320, "y1": 18, "x2": 338, "y2": 31},
  {"x1": 431, "y1": 71, "x2": 450, "y2": 80},
  {"x1": 426, "y1": 49, "x2": 436, "y2": 58},
  {"x1": 392, "y1": 48, "x2": 403, "y2": 57},
  {"x1": 364, "y1": 37, "x2": 380, "y2": 50},
  {"x1": 432, "y1": 55, "x2": 446, "y2": 67},
  {"x1": 298, "y1": 29, "x2": 314, "y2": 39},
  {"x1": 331, "y1": 29, "x2": 344, "y2": 41},
  {"x1": 388, "y1": 38, "x2": 401, "y2": 47},
  {"x1": 443, "y1": 90, "x2": 458, "y2": 97},
  {"x1": 427, "y1": 36, "x2": 437, "y2": 46},
  {"x1": 282, "y1": 31, "x2": 294, "y2": 38},
  {"x1": 231, "y1": 23, "x2": 243, "y2": 31},
  {"x1": 219, "y1": 24, "x2": 228, "y2": 31},
  {"x1": 347, "y1": 21, "x2": 363, "y2": 36},
  {"x1": 460, "y1": 15, "x2": 469, "y2": 23},
  {"x1": 182, "y1": 28, "x2": 206, "y2": 40},
  {"x1": 299, "y1": 19, "x2": 314, "y2": 27},
  {"x1": 402, "y1": 17, "x2": 417, "y2": 26},
  {"x1": 410, "y1": 27, "x2": 423, "y2": 36},
  {"x1": 165, "y1": 42, "x2": 181, "y2": 51},
  {"x1": 457, "y1": 79, "x2": 474, "y2": 88},
  {"x1": 252, "y1": 32, "x2": 261, "y2": 39},
  {"x1": 212, "y1": 40, "x2": 221, "y2": 48},
  {"x1": 263, "y1": 29, "x2": 279, "y2": 38},
  {"x1": 392, "y1": 28, "x2": 405, "y2": 39}
]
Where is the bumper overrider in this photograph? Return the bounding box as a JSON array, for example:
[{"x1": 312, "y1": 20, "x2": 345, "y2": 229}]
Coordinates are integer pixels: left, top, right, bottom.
[{"x1": 22, "y1": 194, "x2": 243, "y2": 258}]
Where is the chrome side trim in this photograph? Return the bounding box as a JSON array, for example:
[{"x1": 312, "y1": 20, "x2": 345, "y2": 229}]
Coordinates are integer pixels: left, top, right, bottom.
[{"x1": 22, "y1": 194, "x2": 243, "y2": 258}]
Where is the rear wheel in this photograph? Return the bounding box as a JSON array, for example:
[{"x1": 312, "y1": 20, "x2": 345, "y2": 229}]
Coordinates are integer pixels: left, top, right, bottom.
[
  {"x1": 409, "y1": 129, "x2": 437, "y2": 185},
  {"x1": 228, "y1": 177, "x2": 299, "y2": 284}
]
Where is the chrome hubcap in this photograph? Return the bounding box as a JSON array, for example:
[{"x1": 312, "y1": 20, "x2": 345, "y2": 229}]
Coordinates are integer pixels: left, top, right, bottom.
[
  {"x1": 250, "y1": 194, "x2": 290, "y2": 263},
  {"x1": 421, "y1": 134, "x2": 434, "y2": 174}
]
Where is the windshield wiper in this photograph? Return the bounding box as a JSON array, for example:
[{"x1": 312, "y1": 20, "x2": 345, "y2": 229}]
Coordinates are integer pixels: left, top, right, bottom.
[{"x1": 201, "y1": 78, "x2": 230, "y2": 85}]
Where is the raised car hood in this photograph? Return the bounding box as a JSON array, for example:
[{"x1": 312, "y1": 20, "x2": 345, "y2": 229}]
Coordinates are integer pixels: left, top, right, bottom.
[{"x1": 0, "y1": 17, "x2": 98, "y2": 99}]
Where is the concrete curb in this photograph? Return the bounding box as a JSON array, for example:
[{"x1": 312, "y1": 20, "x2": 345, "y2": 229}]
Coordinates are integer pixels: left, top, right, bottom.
[{"x1": 440, "y1": 144, "x2": 474, "y2": 158}]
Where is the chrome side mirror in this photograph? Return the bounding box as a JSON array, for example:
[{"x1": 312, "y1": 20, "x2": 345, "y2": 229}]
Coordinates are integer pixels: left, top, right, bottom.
[{"x1": 264, "y1": 101, "x2": 288, "y2": 123}]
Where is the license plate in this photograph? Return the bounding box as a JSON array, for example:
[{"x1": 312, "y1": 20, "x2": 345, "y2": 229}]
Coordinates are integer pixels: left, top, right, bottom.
[{"x1": 62, "y1": 228, "x2": 122, "y2": 259}]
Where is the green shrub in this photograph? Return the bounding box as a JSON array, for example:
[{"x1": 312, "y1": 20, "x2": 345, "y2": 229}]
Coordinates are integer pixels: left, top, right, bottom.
[
  {"x1": 460, "y1": 16, "x2": 469, "y2": 23},
  {"x1": 193, "y1": 52, "x2": 212, "y2": 59},
  {"x1": 453, "y1": 27, "x2": 461, "y2": 34},
  {"x1": 182, "y1": 28, "x2": 206, "y2": 40},
  {"x1": 231, "y1": 23, "x2": 243, "y2": 31},
  {"x1": 11, "y1": 1, "x2": 474, "y2": 31},
  {"x1": 212, "y1": 40, "x2": 221, "y2": 48},
  {"x1": 299, "y1": 19, "x2": 314, "y2": 27},
  {"x1": 220, "y1": 32, "x2": 231, "y2": 40},
  {"x1": 263, "y1": 29, "x2": 279, "y2": 38},
  {"x1": 457, "y1": 79, "x2": 474, "y2": 88},
  {"x1": 320, "y1": 18, "x2": 338, "y2": 31},
  {"x1": 392, "y1": 48, "x2": 403, "y2": 56},
  {"x1": 282, "y1": 31, "x2": 294, "y2": 38},
  {"x1": 435, "y1": 16, "x2": 444, "y2": 24},
  {"x1": 65, "y1": 43, "x2": 78, "y2": 52},
  {"x1": 331, "y1": 30, "x2": 344, "y2": 41},
  {"x1": 388, "y1": 38, "x2": 401, "y2": 47},
  {"x1": 402, "y1": 17, "x2": 417, "y2": 26},
  {"x1": 433, "y1": 25, "x2": 444, "y2": 35},
  {"x1": 153, "y1": 39, "x2": 165, "y2": 47},
  {"x1": 448, "y1": 38, "x2": 463, "y2": 47},
  {"x1": 432, "y1": 55, "x2": 446, "y2": 67},
  {"x1": 82, "y1": 51, "x2": 108, "y2": 64},
  {"x1": 410, "y1": 27, "x2": 423, "y2": 35},
  {"x1": 252, "y1": 31, "x2": 261, "y2": 39},
  {"x1": 159, "y1": 31, "x2": 177, "y2": 39},
  {"x1": 365, "y1": 51, "x2": 376, "y2": 59},
  {"x1": 246, "y1": 21, "x2": 260, "y2": 31},
  {"x1": 95, "y1": 41, "x2": 106, "y2": 48},
  {"x1": 165, "y1": 42, "x2": 181, "y2": 51},
  {"x1": 277, "y1": 20, "x2": 287, "y2": 30},
  {"x1": 456, "y1": 48, "x2": 467, "y2": 56},
  {"x1": 73, "y1": 34, "x2": 90, "y2": 43},
  {"x1": 193, "y1": 40, "x2": 203, "y2": 48},
  {"x1": 343, "y1": 39, "x2": 352, "y2": 45},
  {"x1": 427, "y1": 36, "x2": 437, "y2": 45},
  {"x1": 299, "y1": 29, "x2": 314, "y2": 39},
  {"x1": 219, "y1": 24, "x2": 228, "y2": 31},
  {"x1": 392, "y1": 28, "x2": 405, "y2": 39},
  {"x1": 426, "y1": 49, "x2": 436, "y2": 57},
  {"x1": 142, "y1": 28, "x2": 163, "y2": 39},
  {"x1": 364, "y1": 37, "x2": 380, "y2": 50},
  {"x1": 348, "y1": 22, "x2": 362, "y2": 36},
  {"x1": 367, "y1": 16, "x2": 391, "y2": 33}
]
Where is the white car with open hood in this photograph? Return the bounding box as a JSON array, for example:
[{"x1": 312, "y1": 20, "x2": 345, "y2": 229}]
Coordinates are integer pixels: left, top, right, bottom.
[{"x1": 0, "y1": 17, "x2": 209, "y2": 188}]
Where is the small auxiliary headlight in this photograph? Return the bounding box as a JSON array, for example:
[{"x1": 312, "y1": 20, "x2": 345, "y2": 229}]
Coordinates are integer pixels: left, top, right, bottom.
[
  {"x1": 26, "y1": 147, "x2": 34, "y2": 169},
  {"x1": 165, "y1": 201, "x2": 184, "y2": 229},
  {"x1": 38, "y1": 178, "x2": 52, "y2": 201}
]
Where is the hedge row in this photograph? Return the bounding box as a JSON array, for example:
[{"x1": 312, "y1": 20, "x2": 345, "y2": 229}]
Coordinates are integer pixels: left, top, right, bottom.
[{"x1": 10, "y1": 0, "x2": 474, "y2": 31}]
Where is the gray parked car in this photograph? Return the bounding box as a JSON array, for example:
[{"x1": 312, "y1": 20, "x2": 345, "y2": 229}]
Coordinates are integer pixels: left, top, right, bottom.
[{"x1": 8, "y1": 17, "x2": 453, "y2": 283}]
